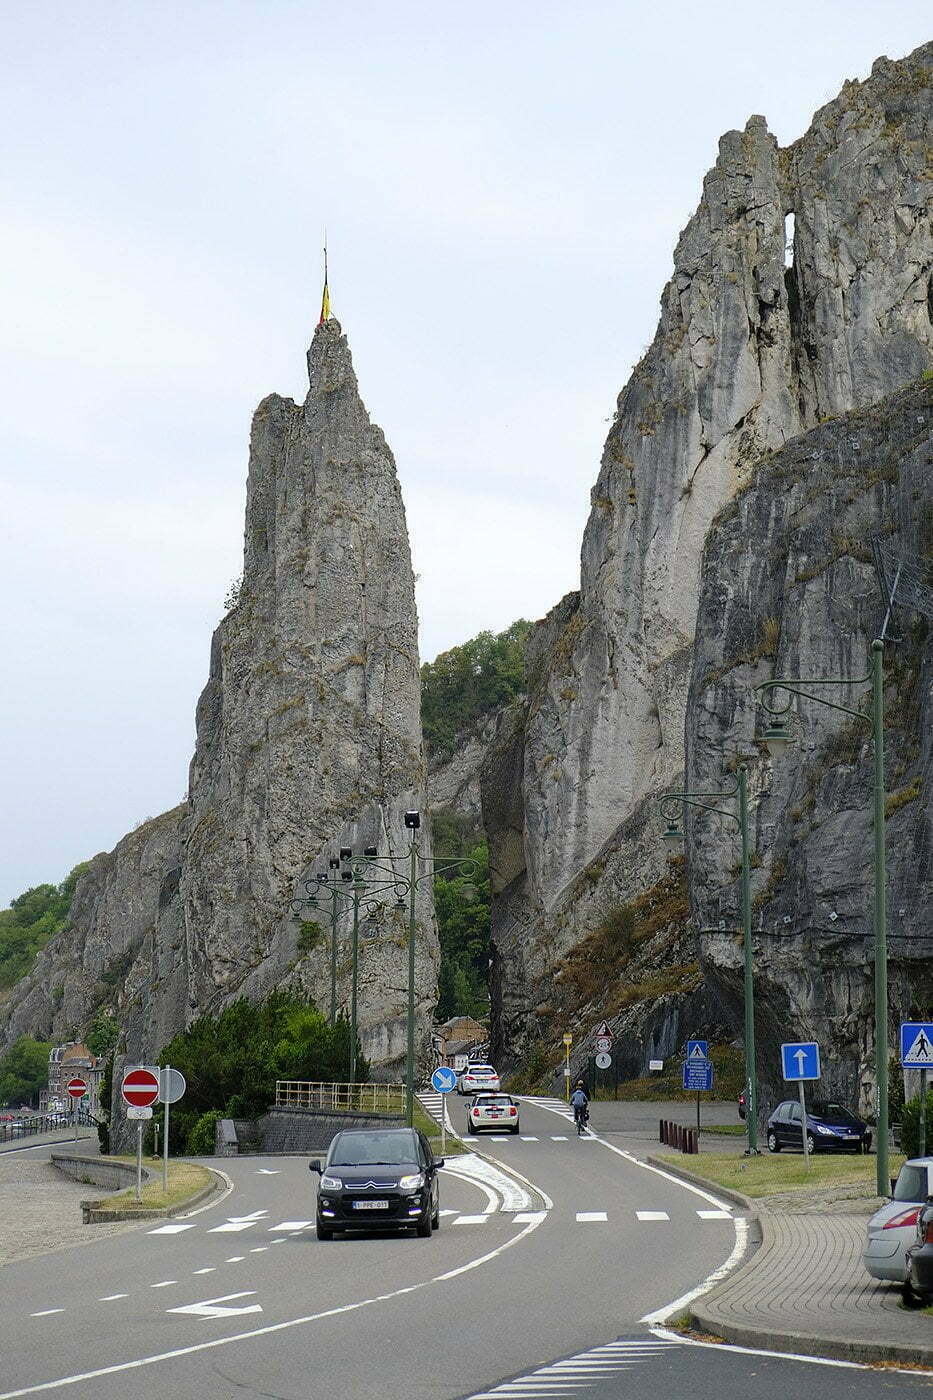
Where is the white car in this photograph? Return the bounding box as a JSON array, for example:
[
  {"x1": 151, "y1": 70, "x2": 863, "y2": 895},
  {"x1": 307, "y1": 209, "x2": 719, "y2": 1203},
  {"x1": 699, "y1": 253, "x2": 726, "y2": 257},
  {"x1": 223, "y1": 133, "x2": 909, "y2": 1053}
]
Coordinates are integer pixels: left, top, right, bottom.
[
  {"x1": 863, "y1": 1157, "x2": 933, "y2": 1282},
  {"x1": 458, "y1": 1064, "x2": 500, "y2": 1096},
  {"x1": 467, "y1": 1093, "x2": 520, "y2": 1134}
]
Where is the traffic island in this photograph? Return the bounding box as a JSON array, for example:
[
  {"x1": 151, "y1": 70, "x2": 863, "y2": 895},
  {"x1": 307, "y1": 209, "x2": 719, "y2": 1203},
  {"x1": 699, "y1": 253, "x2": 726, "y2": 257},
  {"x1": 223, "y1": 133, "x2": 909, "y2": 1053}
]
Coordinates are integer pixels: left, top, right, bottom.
[
  {"x1": 648, "y1": 1151, "x2": 933, "y2": 1370},
  {"x1": 51, "y1": 1153, "x2": 223, "y2": 1223}
]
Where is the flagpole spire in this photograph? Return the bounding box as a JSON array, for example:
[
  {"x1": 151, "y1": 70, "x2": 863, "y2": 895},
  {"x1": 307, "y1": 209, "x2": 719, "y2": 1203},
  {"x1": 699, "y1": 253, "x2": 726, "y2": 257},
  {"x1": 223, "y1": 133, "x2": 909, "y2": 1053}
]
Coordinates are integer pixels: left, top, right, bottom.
[{"x1": 318, "y1": 231, "x2": 331, "y2": 325}]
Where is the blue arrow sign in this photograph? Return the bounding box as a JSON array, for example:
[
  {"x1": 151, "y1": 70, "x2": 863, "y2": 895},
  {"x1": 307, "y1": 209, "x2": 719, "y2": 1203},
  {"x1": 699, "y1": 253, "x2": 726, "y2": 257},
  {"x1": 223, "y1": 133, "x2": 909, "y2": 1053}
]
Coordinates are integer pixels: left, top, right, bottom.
[
  {"x1": 683, "y1": 1060, "x2": 713, "y2": 1092},
  {"x1": 431, "y1": 1066, "x2": 458, "y2": 1093},
  {"x1": 686, "y1": 1040, "x2": 708, "y2": 1061},
  {"x1": 901, "y1": 1023, "x2": 933, "y2": 1069},
  {"x1": 781, "y1": 1041, "x2": 820, "y2": 1081}
]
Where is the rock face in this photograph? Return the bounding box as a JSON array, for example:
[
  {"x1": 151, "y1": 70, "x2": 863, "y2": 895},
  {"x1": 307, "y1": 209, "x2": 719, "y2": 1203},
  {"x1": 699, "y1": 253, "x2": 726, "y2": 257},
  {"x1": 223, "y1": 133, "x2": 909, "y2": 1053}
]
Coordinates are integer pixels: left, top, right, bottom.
[
  {"x1": 485, "y1": 43, "x2": 933, "y2": 1075},
  {"x1": 1, "y1": 319, "x2": 436, "y2": 1094},
  {"x1": 689, "y1": 379, "x2": 933, "y2": 1115}
]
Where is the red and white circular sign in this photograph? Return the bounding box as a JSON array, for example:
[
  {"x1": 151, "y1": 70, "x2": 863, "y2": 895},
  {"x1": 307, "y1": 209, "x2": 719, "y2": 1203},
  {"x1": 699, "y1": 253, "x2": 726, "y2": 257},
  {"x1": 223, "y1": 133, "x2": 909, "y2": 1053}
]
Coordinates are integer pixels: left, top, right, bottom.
[
  {"x1": 66, "y1": 1077, "x2": 88, "y2": 1100},
  {"x1": 121, "y1": 1067, "x2": 160, "y2": 1108}
]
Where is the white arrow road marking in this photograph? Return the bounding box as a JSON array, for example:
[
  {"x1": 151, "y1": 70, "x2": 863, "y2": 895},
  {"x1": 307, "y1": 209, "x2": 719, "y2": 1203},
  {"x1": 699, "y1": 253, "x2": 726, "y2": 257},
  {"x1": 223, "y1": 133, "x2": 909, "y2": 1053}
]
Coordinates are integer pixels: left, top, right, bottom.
[
  {"x1": 255, "y1": 1169, "x2": 280, "y2": 1175},
  {"x1": 148, "y1": 1223, "x2": 196, "y2": 1235},
  {"x1": 168, "y1": 1292, "x2": 262, "y2": 1320}
]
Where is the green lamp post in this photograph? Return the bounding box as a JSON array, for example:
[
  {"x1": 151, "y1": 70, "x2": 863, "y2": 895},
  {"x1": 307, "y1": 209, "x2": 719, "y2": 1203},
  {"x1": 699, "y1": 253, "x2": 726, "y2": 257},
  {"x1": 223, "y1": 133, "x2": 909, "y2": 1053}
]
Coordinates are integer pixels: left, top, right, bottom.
[
  {"x1": 659, "y1": 765, "x2": 760, "y2": 1155},
  {"x1": 756, "y1": 638, "x2": 890, "y2": 1195}
]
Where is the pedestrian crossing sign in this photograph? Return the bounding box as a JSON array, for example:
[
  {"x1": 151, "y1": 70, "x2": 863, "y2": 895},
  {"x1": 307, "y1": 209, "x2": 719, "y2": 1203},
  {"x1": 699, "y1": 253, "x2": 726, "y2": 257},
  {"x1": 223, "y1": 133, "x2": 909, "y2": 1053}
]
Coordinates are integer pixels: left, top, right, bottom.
[
  {"x1": 901, "y1": 1023, "x2": 933, "y2": 1068},
  {"x1": 686, "y1": 1040, "x2": 708, "y2": 1061}
]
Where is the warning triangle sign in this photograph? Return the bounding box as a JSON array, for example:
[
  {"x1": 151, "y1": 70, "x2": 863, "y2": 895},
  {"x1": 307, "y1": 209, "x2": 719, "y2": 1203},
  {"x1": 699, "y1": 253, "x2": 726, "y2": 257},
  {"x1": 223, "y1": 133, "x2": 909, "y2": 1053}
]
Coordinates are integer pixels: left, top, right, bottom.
[
  {"x1": 689, "y1": 1043, "x2": 708, "y2": 1059},
  {"x1": 905, "y1": 1030, "x2": 933, "y2": 1063},
  {"x1": 593, "y1": 1021, "x2": 613, "y2": 1041}
]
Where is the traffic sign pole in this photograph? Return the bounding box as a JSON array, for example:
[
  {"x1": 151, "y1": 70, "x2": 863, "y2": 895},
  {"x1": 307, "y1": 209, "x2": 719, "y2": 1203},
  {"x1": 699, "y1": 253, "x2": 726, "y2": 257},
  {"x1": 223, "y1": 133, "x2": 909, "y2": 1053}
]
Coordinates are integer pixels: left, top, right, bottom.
[
  {"x1": 798, "y1": 1082, "x2": 810, "y2": 1170},
  {"x1": 136, "y1": 1120, "x2": 143, "y2": 1203},
  {"x1": 921, "y1": 1069, "x2": 927, "y2": 1159},
  {"x1": 163, "y1": 1065, "x2": 170, "y2": 1195}
]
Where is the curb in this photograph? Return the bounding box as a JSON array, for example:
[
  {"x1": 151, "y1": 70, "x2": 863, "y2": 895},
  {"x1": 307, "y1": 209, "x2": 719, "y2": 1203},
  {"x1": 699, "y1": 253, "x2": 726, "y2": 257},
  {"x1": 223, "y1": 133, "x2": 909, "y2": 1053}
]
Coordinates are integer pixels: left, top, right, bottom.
[
  {"x1": 644, "y1": 1153, "x2": 757, "y2": 1214},
  {"x1": 80, "y1": 1165, "x2": 227, "y2": 1224}
]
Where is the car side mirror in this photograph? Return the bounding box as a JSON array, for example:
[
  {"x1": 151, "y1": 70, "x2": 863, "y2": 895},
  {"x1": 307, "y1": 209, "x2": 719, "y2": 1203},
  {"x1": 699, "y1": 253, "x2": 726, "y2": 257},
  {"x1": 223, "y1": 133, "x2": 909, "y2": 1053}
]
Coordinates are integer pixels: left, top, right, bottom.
[
  {"x1": 309, "y1": 1160, "x2": 322, "y2": 1174},
  {"x1": 434, "y1": 1157, "x2": 445, "y2": 1169}
]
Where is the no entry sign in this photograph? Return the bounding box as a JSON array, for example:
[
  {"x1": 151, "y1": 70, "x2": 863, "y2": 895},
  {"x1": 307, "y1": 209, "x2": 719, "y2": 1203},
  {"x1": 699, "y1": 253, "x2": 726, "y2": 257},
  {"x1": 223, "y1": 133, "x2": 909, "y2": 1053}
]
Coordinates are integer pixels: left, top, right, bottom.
[
  {"x1": 121, "y1": 1067, "x2": 160, "y2": 1109},
  {"x1": 66, "y1": 1077, "x2": 88, "y2": 1100}
]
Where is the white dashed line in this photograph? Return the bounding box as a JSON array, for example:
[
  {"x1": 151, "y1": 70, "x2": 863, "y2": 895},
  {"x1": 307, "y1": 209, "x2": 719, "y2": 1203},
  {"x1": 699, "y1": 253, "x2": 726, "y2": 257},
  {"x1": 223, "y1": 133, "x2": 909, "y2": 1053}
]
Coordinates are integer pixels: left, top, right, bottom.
[
  {"x1": 576, "y1": 1212, "x2": 608, "y2": 1223},
  {"x1": 697, "y1": 1209, "x2": 732, "y2": 1219},
  {"x1": 519, "y1": 1136, "x2": 539, "y2": 1141},
  {"x1": 207, "y1": 1222, "x2": 255, "y2": 1233},
  {"x1": 269, "y1": 1221, "x2": 312, "y2": 1232},
  {"x1": 551, "y1": 1135, "x2": 568, "y2": 1141},
  {"x1": 249, "y1": 1247, "x2": 269, "y2": 1253},
  {"x1": 30, "y1": 1309, "x2": 64, "y2": 1317},
  {"x1": 193, "y1": 1268, "x2": 215, "y2": 1275},
  {"x1": 150, "y1": 1281, "x2": 176, "y2": 1289},
  {"x1": 99, "y1": 1295, "x2": 128, "y2": 1302},
  {"x1": 512, "y1": 1211, "x2": 547, "y2": 1225},
  {"x1": 636, "y1": 1211, "x2": 669, "y2": 1222},
  {"x1": 454, "y1": 1214, "x2": 491, "y2": 1225},
  {"x1": 225, "y1": 1257, "x2": 245, "y2": 1263},
  {"x1": 148, "y1": 1223, "x2": 196, "y2": 1235}
]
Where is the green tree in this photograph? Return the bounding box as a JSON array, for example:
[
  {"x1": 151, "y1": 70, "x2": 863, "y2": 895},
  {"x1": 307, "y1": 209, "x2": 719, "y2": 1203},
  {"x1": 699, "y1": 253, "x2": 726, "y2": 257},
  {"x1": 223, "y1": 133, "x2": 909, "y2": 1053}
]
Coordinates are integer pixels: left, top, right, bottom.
[
  {"x1": 421, "y1": 620, "x2": 530, "y2": 761},
  {"x1": 0, "y1": 862, "x2": 89, "y2": 991},
  {"x1": 0, "y1": 1036, "x2": 52, "y2": 1107},
  {"x1": 86, "y1": 1010, "x2": 120, "y2": 1058},
  {"x1": 433, "y1": 843, "x2": 490, "y2": 1021}
]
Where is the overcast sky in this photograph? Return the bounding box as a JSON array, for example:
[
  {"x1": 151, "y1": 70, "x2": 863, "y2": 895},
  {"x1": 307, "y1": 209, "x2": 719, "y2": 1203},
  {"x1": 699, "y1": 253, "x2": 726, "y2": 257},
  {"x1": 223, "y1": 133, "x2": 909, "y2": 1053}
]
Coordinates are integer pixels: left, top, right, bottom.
[{"x1": 1, "y1": 3, "x2": 929, "y2": 906}]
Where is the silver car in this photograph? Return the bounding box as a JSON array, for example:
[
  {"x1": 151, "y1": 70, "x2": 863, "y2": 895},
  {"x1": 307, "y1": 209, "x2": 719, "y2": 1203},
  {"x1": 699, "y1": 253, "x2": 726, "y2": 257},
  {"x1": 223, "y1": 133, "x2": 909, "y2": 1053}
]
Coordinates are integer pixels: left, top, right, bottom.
[
  {"x1": 863, "y1": 1157, "x2": 933, "y2": 1282},
  {"x1": 457, "y1": 1064, "x2": 500, "y2": 1096}
]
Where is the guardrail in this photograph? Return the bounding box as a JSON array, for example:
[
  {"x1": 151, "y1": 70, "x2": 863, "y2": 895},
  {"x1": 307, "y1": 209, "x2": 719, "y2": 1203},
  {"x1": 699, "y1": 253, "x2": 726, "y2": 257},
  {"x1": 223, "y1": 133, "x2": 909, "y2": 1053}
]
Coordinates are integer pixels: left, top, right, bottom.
[
  {"x1": 0, "y1": 1112, "x2": 96, "y2": 1145},
  {"x1": 275, "y1": 1081, "x2": 406, "y2": 1115}
]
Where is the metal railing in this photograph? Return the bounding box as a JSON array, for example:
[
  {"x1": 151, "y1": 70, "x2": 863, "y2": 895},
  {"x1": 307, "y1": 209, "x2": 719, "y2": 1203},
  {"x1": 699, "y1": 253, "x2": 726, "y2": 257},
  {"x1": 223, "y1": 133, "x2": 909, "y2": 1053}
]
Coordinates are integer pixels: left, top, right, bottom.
[
  {"x1": 275, "y1": 1081, "x2": 406, "y2": 1115},
  {"x1": 0, "y1": 1112, "x2": 96, "y2": 1145}
]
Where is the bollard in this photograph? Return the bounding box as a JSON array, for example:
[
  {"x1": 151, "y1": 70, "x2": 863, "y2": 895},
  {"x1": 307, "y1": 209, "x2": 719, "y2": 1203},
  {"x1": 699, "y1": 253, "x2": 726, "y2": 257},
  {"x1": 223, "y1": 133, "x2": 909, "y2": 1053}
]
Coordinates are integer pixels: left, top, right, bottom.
[{"x1": 660, "y1": 1118, "x2": 665, "y2": 1145}]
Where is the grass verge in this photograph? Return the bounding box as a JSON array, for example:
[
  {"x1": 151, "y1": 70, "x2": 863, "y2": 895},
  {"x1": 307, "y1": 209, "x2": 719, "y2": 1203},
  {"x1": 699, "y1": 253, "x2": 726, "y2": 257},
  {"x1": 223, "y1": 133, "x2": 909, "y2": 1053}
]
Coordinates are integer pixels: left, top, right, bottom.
[
  {"x1": 94, "y1": 1157, "x2": 216, "y2": 1214},
  {"x1": 412, "y1": 1101, "x2": 466, "y2": 1157},
  {"x1": 655, "y1": 1150, "x2": 904, "y2": 1199}
]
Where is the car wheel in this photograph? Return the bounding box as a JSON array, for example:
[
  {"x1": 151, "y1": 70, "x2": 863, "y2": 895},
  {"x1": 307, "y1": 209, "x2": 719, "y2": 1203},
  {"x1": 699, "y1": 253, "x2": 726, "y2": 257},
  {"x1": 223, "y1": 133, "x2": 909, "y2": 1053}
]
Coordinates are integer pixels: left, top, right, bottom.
[
  {"x1": 316, "y1": 1221, "x2": 333, "y2": 1241},
  {"x1": 767, "y1": 1131, "x2": 780, "y2": 1153},
  {"x1": 806, "y1": 1133, "x2": 816, "y2": 1155},
  {"x1": 416, "y1": 1210, "x2": 432, "y2": 1238},
  {"x1": 511, "y1": 1126, "x2": 519, "y2": 1134},
  {"x1": 903, "y1": 1277, "x2": 925, "y2": 1309},
  {"x1": 467, "y1": 1121, "x2": 476, "y2": 1134},
  {"x1": 431, "y1": 1206, "x2": 439, "y2": 1230}
]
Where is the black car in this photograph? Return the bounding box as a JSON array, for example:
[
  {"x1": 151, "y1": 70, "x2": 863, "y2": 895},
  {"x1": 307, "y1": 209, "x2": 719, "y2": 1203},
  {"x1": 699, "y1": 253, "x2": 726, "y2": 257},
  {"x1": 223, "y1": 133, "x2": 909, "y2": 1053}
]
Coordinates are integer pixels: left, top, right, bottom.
[
  {"x1": 766, "y1": 1099, "x2": 872, "y2": 1154},
  {"x1": 310, "y1": 1127, "x2": 443, "y2": 1240},
  {"x1": 905, "y1": 1203, "x2": 933, "y2": 1305}
]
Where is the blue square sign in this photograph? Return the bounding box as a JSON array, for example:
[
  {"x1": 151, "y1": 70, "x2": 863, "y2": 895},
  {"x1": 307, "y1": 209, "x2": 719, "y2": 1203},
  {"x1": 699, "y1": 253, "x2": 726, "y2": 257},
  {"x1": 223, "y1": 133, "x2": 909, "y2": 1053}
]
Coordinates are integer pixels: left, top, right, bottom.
[
  {"x1": 683, "y1": 1060, "x2": 713, "y2": 1092},
  {"x1": 781, "y1": 1042, "x2": 820, "y2": 1081},
  {"x1": 686, "y1": 1040, "x2": 708, "y2": 1062},
  {"x1": 901, "y1": 1023, "x2": 933, "y2": 1069}
]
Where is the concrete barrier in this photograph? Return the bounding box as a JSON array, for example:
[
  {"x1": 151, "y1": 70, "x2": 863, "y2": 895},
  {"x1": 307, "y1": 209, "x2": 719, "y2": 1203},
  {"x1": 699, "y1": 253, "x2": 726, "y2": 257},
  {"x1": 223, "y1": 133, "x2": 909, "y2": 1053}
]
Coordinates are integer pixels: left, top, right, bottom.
[{"x1": 51, "y1": 1152, "x2": 150, "y2": 1193}]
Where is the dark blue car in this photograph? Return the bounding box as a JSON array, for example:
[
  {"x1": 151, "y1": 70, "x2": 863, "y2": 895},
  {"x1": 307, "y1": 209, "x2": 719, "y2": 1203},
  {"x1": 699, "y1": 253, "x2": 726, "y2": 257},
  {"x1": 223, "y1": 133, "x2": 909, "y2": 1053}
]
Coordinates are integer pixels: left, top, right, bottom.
[{"x1": 766, "y1": 1099, "x2": 871, "y2": 1154}]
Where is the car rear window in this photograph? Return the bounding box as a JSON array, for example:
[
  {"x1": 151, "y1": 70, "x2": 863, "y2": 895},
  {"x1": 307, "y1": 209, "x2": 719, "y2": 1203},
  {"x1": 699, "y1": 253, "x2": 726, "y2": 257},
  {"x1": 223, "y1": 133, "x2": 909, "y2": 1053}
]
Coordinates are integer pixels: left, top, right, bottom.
[
  {"x1": 475, "y1": 1095, "x2": 511, "y2": 1106},
  {"x1": 894, "y1": 1164, "x2": 931, "y2": 1202}
]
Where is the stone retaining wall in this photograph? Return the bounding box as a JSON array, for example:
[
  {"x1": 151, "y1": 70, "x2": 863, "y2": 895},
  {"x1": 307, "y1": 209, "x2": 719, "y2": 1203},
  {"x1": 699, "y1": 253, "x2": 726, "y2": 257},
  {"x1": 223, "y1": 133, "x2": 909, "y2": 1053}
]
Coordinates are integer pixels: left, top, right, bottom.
[{"x1": 50, "y1": 1152, "x2": 150, "y2": 1193}]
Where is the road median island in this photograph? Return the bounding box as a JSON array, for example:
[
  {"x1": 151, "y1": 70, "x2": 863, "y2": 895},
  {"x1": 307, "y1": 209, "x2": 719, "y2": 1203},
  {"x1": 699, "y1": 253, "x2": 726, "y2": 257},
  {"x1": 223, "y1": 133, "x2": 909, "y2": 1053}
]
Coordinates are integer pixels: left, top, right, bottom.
[
  {"x1": 649, "y1": 1150, "x2": 933, "y2": 1370},
  {"x1": 50, "y1": 1154, "x2": 224, "y2": 1223}
]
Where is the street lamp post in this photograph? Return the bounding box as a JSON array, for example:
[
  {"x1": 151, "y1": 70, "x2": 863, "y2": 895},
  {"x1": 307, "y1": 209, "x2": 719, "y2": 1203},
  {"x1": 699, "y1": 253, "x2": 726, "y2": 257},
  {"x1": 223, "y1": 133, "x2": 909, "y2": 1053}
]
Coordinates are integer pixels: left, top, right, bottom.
[
  {"x1": 659, "y1": 764, "x2": 760, "y2": 1154},
  {"x1": 757, "y1": 639, "x2": 890, "y2": 1195}
]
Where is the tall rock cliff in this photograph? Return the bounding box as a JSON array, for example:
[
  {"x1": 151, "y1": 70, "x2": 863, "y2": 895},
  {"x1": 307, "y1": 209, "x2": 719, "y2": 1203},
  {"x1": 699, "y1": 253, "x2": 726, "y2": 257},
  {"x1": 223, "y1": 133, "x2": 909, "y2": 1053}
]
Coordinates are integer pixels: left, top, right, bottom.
[
  {"x1": 485, "y1": 42, "x2": 933, "y2": 1074},
  {"x1": 1, "y1": 319, "x2": 436, "y2": 1084}
]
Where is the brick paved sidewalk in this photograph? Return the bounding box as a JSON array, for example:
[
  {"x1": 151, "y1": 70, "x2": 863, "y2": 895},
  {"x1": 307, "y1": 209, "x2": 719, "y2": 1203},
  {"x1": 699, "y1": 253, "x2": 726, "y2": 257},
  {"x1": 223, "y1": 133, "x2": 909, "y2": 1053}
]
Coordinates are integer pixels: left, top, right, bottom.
[
  {"x1": 0, "y1": 1143, "x2": 136, "y2": 1266},
  {"x1": 692, "y1": 1194, "x2": 933, "y2": 1367}
]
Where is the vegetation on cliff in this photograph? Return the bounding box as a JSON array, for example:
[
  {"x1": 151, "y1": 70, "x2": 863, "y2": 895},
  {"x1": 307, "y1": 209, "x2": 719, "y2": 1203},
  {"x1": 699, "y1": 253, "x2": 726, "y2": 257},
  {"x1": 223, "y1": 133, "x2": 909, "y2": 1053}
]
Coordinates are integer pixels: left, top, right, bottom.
[
  {"x1": 0, "y1": 865, "x2": 88, "y2": 993},
  {"x1": 421, "y1": 620, "x2": 530, "y2": 761},
  {"x1": 0, "y1": 1035, "x2": 52, "y2": 1107}
]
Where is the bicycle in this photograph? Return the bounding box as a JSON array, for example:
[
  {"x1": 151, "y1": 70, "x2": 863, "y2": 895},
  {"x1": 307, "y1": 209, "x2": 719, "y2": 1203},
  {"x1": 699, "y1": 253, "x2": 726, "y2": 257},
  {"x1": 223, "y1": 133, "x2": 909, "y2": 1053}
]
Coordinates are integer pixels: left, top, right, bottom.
[{"x1": 574, "y1": 1103, "x2": 589, "y2": 1136}]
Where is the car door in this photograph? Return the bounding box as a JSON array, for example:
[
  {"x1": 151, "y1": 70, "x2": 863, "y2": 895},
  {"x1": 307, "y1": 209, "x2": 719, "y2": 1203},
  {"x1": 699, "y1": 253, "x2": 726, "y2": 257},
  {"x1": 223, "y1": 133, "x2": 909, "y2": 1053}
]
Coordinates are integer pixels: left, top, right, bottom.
[
  {"x1": 787, "y1": 1099, "x2": 803, "y2": 1147},
  {"x1": 775, "y1": 1101, "x2": 793, "y2": 1145},
  {"x1": 418, "y1": 1132, "x2": 438, "y2": 1213}
]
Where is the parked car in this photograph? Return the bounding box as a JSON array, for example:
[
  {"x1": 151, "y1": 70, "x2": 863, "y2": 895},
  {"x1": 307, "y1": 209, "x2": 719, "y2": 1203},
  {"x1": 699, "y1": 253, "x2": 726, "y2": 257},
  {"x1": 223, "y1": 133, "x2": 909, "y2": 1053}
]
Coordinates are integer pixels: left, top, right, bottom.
[
  {"x1": 457, "y1": 1064, "x2": 500, "y2": 1096},
  {"x1": 467, "y1": 1093, "x2": 520, "y2": 1134},
  {"x1": 905, "y1": 1202, "x2": 933, "y2": 1304},
  {"x1": 309, "y1": 1127, "x2": 443, "y2": 1241},
  {"x1": 766, "y1": 1099, "x2": 871, "y2": 1154},
  {"x1": 864, "y1": 1158, "x2": 933, "y2": 1283}
]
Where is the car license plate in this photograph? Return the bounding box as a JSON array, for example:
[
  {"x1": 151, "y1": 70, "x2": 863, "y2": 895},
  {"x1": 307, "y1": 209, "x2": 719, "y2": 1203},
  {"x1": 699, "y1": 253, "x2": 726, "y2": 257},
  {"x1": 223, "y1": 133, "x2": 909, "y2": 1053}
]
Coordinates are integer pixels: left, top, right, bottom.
[{"x1": 353, "y1": 1199, "x2": 389, "y2": 1210}]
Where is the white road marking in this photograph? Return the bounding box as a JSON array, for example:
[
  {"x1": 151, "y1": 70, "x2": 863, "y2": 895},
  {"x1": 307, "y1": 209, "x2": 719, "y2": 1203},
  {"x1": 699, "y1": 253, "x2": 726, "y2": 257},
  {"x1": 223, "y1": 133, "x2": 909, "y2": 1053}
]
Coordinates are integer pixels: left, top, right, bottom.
[
  {"x1": 193, "y1": 1269, "x2": 215, "y2": 1275},
  {"x1": 0, "y1": 1205, "x2": 549, "y2": 1399},
  {"x1": 228, "y1": 1211, "x2": 268, "y2": 1221},
  {"x1": 512, "y1": 1211, "x2": 547, "y2": 1225},
  {"x1": 225, "y1": 1256, "x2": 245, "y2": 1263},
  {"x1": 697, "y1": 1208, "x2": 732, "y2": 1219},
  {"x1": 454, "y1": 1214, "x2": 491, "y2": 1224},
  {"x1": 255, "y1": 1169, "x2": 279, "y2": 1175},
  {"x1": 641, "y1": 1216, "x2": 749, "y2": 1325},
  {"x1": 29, "y1": 1310, "x2": 63, "y2": 1317},
  {"x1": 575, "y1": 1212, "x2": 608, "y2": 1222},
  {"x1": 651, "y1": 1322, "x2": 933, "y2": 1376},
  {"x1": 249, "y1": 1247, "x2": 268, "y2": 1253},
  {"x1": 168, "y1": 1291, "x2": 263, "y2": 1320},
  {"x1": 98, "y1": 1295, "x2": 128, "y2": 1302},
  {"x1": 270, "y1": 1238, "x2": 287, "y2": 1244},
  {"x1": 489, "y1": 1135, "x2": 509, "y2": 1141},
  {"x1": 269, "y1": 1220, "x2": 312, "y2": 1231},
  {"x1": 636, "y1": 1211, "x2": 669, "y2": 1221},
  {"x1": 207, "y1": 1221, "x2": 255, "y2": 1233},
  {"x1": 147, "y1": 1223, "x2": 196, "y2": 1235},
  {"x1": 439, "y1": 1209, "x2": 458, "y2": 1217},
  {"x1": 463, "y1": 1337, "x2": 678, "y2": 1397},
  {"x1": 150, "y1": 1281, "x2": 176, "y2": 1289},
  {"x1": 551, "y1": 1135, "x2": 568, "y2": 1141},
  {"x1": 177, "y1": 1168, "x2": 233, "y2": 1217},
  {"x1": 519, "y1": 1136, "x2": 538, "y2": 1141}
]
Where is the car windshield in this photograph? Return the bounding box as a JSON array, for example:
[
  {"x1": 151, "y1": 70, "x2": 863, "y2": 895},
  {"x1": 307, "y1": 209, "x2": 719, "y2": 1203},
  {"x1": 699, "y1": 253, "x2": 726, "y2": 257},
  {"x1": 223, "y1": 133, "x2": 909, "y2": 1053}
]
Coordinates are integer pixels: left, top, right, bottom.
[
  {"x1": 811, "y1": 1102, "x2": 860, "y2": 1126},
  {"x1": 469, "y1": 1067, "x2": 494, "y2": 1076},
  {"x1": 328, "y1": 1131, "x2": 420, "y2": 1167},
  {"x1": 894, "y1": 1164, "x2": 931, "y2": 1202},
  {"x1": 475, "y1": 1095, "x2": 510, "y2": 1106}
]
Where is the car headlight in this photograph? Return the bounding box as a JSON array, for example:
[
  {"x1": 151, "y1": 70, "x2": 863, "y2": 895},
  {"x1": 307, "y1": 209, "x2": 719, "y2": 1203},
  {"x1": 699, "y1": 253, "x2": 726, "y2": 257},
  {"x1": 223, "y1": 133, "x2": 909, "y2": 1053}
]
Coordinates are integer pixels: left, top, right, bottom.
[
  {"x1": 319, "y1": 1173, "x2": 343, "y2": 1190},
  {"x1": 815, "y1": 1125, "x2": 834, "y2": 1135},
  {"x1": 398, "y1": 1172, "x2": 425, "y2": 1190}
]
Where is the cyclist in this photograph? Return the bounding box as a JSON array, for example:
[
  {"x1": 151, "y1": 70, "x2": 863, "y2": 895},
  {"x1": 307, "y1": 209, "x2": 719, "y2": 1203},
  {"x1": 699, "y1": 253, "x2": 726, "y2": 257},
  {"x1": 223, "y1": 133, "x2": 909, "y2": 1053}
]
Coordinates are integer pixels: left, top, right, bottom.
[{"x1": 570, "y1": 1080, "x2": 589, "y2": 1133}]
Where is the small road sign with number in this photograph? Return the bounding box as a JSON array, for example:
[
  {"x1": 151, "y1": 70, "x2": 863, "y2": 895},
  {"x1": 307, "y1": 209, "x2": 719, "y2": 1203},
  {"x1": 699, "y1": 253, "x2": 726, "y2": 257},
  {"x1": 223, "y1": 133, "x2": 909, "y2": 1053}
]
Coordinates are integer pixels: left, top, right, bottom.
[
  {"x1": 901, "y1": 1024, "x2": 933, "y2": 1068},
  {"x1": 686, "y1": 1040, "x2": 708, "y2": 1061},
  {"x1": 594, "y1": 1036, "x2": 612, "y2": 1053},
  {"x1": 65, "y1": 1077, "x2": 88, "y2": 1100},
  {"x1": 781, "y1": 1041, "x2": 821, "y2": 1081},
  {"x1": 431, "y1": 1066, "x2": 457, "y2": 1093},
  {"x1": 683, "y1": 1060, "x2": 713, "y2": 1091}
]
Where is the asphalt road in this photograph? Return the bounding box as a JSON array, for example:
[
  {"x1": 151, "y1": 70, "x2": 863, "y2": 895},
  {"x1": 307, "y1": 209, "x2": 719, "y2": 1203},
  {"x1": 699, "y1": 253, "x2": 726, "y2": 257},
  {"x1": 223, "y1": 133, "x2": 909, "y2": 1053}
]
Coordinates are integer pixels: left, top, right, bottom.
[{"x1": 0, "y1": 1098, "x2": 928, "y2": 1399}]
